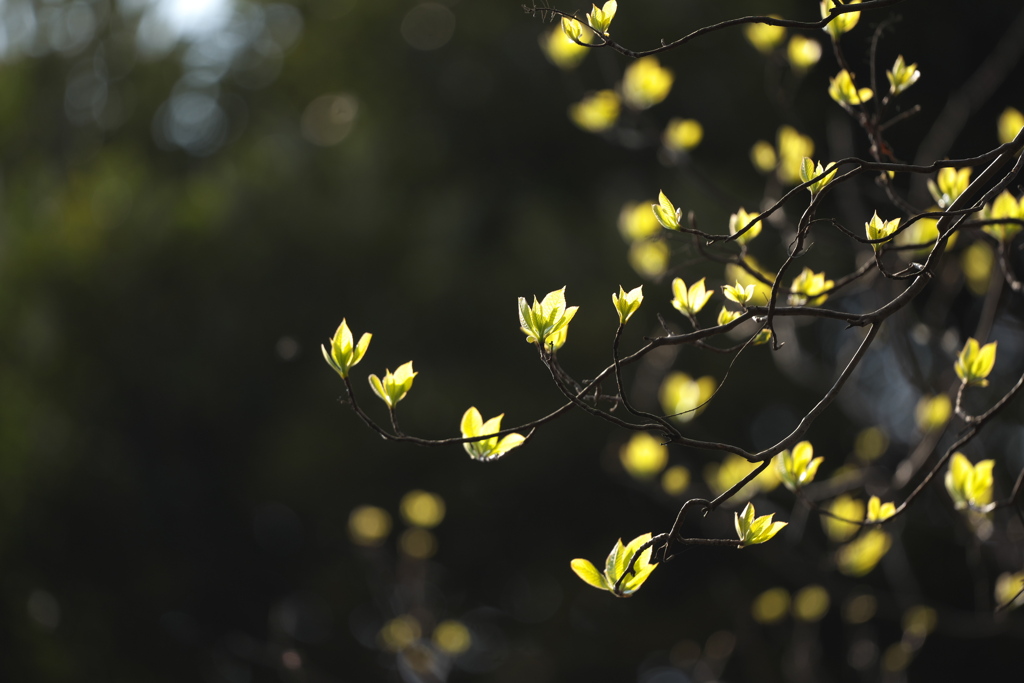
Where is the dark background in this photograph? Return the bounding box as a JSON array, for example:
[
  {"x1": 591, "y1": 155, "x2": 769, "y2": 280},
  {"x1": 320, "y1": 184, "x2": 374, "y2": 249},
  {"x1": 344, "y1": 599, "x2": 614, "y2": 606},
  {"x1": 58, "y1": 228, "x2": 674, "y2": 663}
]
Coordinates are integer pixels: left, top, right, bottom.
[{"x1": 2, "y1": 0, "x2": 1024, "y2": 681}]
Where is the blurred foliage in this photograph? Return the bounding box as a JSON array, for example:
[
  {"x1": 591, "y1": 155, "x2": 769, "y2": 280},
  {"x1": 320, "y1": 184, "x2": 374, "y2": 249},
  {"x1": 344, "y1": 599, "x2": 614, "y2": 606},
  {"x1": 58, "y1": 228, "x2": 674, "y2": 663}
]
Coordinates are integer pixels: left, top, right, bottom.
[{"x1": 1, "y1": 0, "x2": 1024, "y2": 681}]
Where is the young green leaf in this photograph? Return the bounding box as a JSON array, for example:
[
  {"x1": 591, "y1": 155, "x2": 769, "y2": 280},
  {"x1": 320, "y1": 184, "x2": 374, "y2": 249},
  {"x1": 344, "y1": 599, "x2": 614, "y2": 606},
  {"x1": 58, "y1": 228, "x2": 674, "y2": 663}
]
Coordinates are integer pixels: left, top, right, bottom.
[
  {"x1": 735, "y1": 502, "x2": 787, "y2": 547},
  {"x1": 866, "y1": 495, "x2": 896, "y2": 522},
  {"x1": 954, "y1": 338, "x2": 997, "y2": 387},
  {"x1": 820, "y1": 0, "x2": 861, "y2": 41},
  {"x1": 570, "y1": 532, "x2": 658, "y2": 597},
  {"x1": 671, "y1": 277, "x2": 713, "y2": 317},
  {"x1": 460, "y1": 407, "x2": 526, "y2": 462},
  {"x1": 518, "y1": 287, "x2": 579, "y2": 350},
  {"x1": 776, "y1": 441, "x2": 823, "y2": 491},
  {"x1": 322, "y1": 319, "x2": 371, "y2": 379},
  {"x1": 612, "y1": 285, "x2": 644, "y2": 324},
  {"x1": 652, "y1": 191, "x2": 683, "y2": 230},
  {"x1": 788, "y1": 268, "x2": 834, "y2": 306},
  {"x1": 886, "y1": 55, "x2": 920, "y2": 95},
  {"x1": 368, "y1": 361, "x2": 417, "y2": 408},
  {"x1": 722, "y1": 281, "x2": 755, "y2": 306},
  {"x1": 728, "y1": 208, "x2": 762, "y2": 245},
  {"x1": 799, "y1": 158, "x2": 837, "y2": 197},
  {"x1": 828, "y1": 69, "x2": 873, "y2": 107},
  {"x1": 927, "y1": 167, "x2": 971, "y2": 208},
  {"x1": 586, "y1": 1, "x2": 617, "y2": 36},
  {"x1": 945, "y1": 452, "x2": 995, "y2": 510},
  {"x1": 865, "y1": 211, "x2": 901, "y2": 250}
]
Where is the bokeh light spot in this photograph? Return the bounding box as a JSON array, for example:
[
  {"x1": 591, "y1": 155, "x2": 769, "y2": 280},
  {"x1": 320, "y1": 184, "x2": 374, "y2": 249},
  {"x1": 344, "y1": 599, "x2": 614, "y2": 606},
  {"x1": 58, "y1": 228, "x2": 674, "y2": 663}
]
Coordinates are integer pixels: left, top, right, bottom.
[
  {"x1": 793, "y1": 584, "x2": 830, "y2": 622},
  {"x1": 399, "y1": 528, "x2": 437, "y2": 559},
  {"x1": 400, "y1": 3, "x2": 455, "y2": 51},
  {"x1": 843, "y1": 593, "x2": 877, "y2": 624},
  {"x1": 379, "y1": 614, "x2": 422, "y2": 652},
  {"x1": 751, "y1": 587, "x2": 790, "y2": 624},
  {"x1": 620, "y1": 432, "x2": 668, "y2": 480},
  {"x1": 661, "y1": 465, "x2": 690, "y2": 496},
  {"x1": 433, "y1": 619, "x2": 471, "y2": 654},
  {"x1": 348, "y1": 505, "x2": 392, "y2": 546},
  {"x1": 399, "y1": 490, "x2": 445, "y2": 528},
  {"x1": 301, "y1": 93, "x2": 359, "y2": 147}
]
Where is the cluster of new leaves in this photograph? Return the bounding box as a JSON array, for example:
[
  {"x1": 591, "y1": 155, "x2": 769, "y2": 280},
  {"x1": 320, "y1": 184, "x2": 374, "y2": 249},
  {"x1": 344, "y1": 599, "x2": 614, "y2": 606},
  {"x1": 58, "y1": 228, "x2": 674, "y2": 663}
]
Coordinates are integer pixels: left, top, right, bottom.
[{"x1": 331, "y1": 0, "x2": 1024, "y2": 610}]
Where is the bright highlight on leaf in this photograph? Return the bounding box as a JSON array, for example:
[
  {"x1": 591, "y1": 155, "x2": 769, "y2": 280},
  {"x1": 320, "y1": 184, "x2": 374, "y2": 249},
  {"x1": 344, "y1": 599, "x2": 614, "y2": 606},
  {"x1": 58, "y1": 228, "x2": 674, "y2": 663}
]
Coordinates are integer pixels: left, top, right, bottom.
[
  {"x1": 954, "y1": 337, "x2": 997, "y2": 387},
  {"x1": 822, "y1": 494, "x2": 865, "y2": 542},
  {"x1": 542, "y1": 23, "x2": 588, "y2": 69},
  {"x1": 722, "y1": 281, "x2": 755, "y2": 306},
  {"x1": 896, "y1": 214, "x2": 943, "y2": 254},
  {"x1": 460, "y1": 407, "x2": 526, "y2": 462},
  {"x1": 518, "y1": 286, "x2": 579, "y2": 350},
  {"x1": 962, "y1": 241, "x2": 994, "y2": 296},
  {"x1": 560, "y1": 16, "x2": 585, "y2": 44},
  {"x1": 944, "y1": 452, "x2": 995, "y2": 511},
  {"x1": 744, "y1": 17, "x2": 786, "y2": 54},
  {"x1": 729, "y1": 208, "x2": 762, "y2": 246},
  {"x1": 865, "y1": 211, "x2": 901, "y2": 250},
  {"x1": 705, "y1": 454, "x2": 780, "y2": 501},
  {"x1": 787, "y1": 35, "x2": 822, "y2": 71},
  {"x1": 569, "y1": 90, "x2": 620, "y2": 133},
  {"x1": 915, "y1": 394, "x2": 951, "y2": 432},
  {"x1": 776, "y1": 441, "x2": 823, "y2": 491},
  {"x1": 620, "y1": 432, "x2": 668, "y2": 480},
  {"x1": 820, "y1": 0, "x2": 861, "y2": 40},
  {"x1": 718, "y1": 307, "x2": 742, "y2": 325},
  {"x1": 776, "y1": 126, "x2": 815, "y2": 185},
  {"x1": 612, "y1": 285, "x2": 644, "y2": 324},
  {"x1": 788, "y1": 268, "x2": 834, "y2": 306},
  {"x1": 652, "y1": 191, "x2": 683, "y2": 230},
  {"x1": 586, "y1": 1, "x2": 617, "y2": 37},
  {"x1": 800, "y1": 158, "x2": 837, "y2": 197},
  {"x1": 998, "y1": 107, "x2": 1024, "y2": 145},
  {"x1": 323, "y1": 319, "x2": 372, "y2": 379},
  {"x1": 726, "y1": 260, "x2": 774, "y2": 305},
  {"x1": 671, "y1": 277, "x2": 713, "y2": 317},
  {"x1": 866, "y1": 496, "x2": 896, "y2": 523},
  {"x1": 663, "y1": 118, "x2": 703, "y2": 151},
  {"x1": 660, "y1": 372, "x2": 716, "y2": 423},
  {"x1": 829, "y1": 69, "x2": 873, "y2": 107},
  {"x1": 621, "y1": 56, "x2": 674, "y2": 110},
  {"x1": 570, "y1": 532, "x2": 658, "y2": 597},
  {"x1": 735, "y1": 502, "x2": 787, "y2": 547},
  {"x1": 980, "y1": 190, "x2": 1024, "y2": 243},
  {"x1": 369, "y1": 361, "x2": 417, "y2": 408},
  {"x1": 995, "y1": 571, "x2": 1024, "y2": 610},
  {"x1": 886, "y1": 55, "x2": 920, "y2": 95},
  {"x1": 836, "y1": 529, "x2": 891, "y2": 577},
  {"x1": 927, "y1": 167, "x2": 971, "y2": 209}
]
